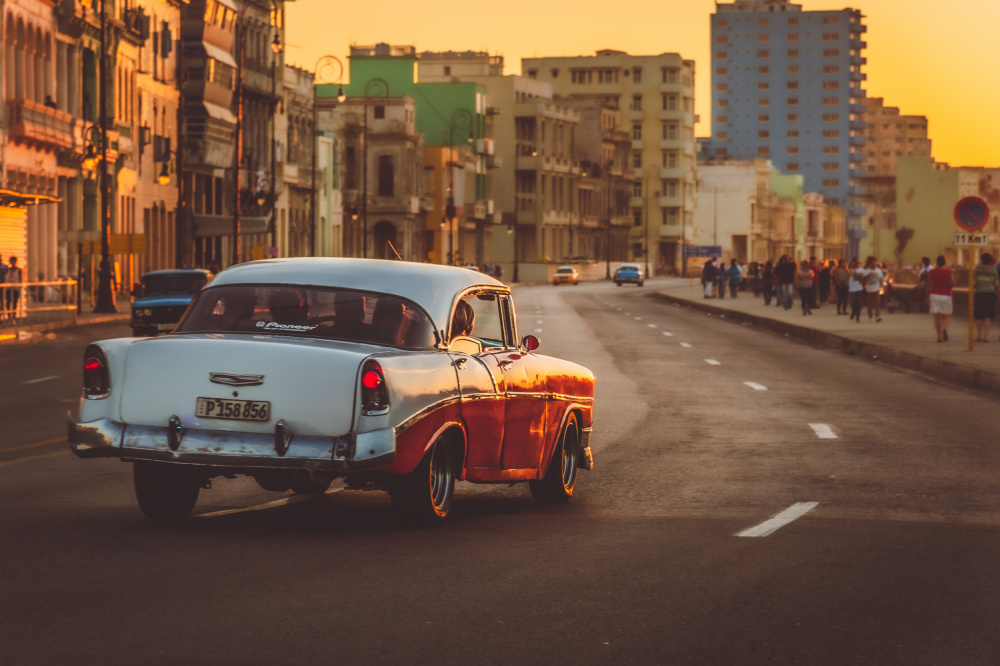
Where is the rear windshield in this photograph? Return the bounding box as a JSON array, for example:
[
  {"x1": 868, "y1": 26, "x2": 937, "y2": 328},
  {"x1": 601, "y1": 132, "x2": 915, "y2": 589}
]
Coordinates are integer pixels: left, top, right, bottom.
[
  {"x1": 142, "y1": 273, "x2": 209, "y2": 296},
  {"x1": 556, "y1": 267, "x2": 574, "y2": 273},
  {"x1": 175, "y1": 285, "x2": 437, "y2": 348}
]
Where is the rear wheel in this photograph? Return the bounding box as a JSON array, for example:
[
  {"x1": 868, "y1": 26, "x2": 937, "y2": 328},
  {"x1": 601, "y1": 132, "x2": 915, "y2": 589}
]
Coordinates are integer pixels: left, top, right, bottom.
[
  {"x1": 133, "y1": 461, "x2": 201, "y2": 520},
  {"x1": 391, "y1": 435, "x2": 457, "y2": 526},
  {"x1": 530, "y1": 413, "x2": 579, "y2": 503}
]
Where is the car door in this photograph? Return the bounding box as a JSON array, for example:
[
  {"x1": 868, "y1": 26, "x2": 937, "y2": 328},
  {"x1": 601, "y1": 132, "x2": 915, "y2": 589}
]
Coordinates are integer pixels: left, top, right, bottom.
[{"x1": 487, "y1": 295, "x2": 548, "y2": 471}]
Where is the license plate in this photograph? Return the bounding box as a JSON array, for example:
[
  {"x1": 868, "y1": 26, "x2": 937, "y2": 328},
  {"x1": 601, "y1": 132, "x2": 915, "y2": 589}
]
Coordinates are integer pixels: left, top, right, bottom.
[
  {"x1": 196, "y1": 397, "x2": 271, "y2": 422},
  {"x1": 156, "y1": 323, "x2": 175, "y2": 331}
]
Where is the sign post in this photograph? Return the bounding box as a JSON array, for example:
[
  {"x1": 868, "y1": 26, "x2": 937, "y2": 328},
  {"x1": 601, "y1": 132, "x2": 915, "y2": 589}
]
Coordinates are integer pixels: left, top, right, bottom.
[{"x1": 954, "y1": 197, "x2": 991, "y2": 351}]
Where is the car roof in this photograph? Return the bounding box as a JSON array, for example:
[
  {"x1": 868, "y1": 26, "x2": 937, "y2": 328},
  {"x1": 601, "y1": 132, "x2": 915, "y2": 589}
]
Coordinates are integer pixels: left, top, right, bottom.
[
  {"x1": 143, "y1": 269, "x2": 213, "y2": 277},
  {"x1": 557, "y1": 265, "x2": 575, "y2": 270},
  {"x1": 210, "y1": 258, "x2": 508, "y2": 333}
]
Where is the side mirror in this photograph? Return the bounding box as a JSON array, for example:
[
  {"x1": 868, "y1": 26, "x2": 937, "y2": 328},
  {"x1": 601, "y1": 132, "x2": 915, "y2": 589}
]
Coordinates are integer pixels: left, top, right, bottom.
[{"x1": 521, "y1": 334, "x2": 540, "y2": 352}]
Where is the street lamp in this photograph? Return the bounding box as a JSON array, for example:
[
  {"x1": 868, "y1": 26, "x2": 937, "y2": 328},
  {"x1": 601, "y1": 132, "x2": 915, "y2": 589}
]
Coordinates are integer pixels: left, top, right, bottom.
[
  {"x1": 362, "y1": 78, "x2": 389, "y2": 259},
  {"x1": 92, "y1": 0, "x2": 116, "y2": 313},
  {"x1": 445, "y1": 108, "x2": 473, "y2": 265},
  {"x1": 156, "y1": 149, "x2": 177, "y2": 186},
  {"x1": 310, "y1": 55, "x2": 346, "y2": 257}
]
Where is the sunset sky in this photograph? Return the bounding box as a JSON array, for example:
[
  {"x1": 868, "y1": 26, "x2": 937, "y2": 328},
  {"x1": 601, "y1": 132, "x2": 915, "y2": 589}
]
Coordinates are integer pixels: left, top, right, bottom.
[{"x1": 285, "y1": 0, "x2": 998, "y2": 168}]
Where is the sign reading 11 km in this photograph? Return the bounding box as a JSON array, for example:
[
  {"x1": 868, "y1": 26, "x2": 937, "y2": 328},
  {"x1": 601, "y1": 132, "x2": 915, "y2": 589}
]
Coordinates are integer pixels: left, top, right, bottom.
[{"x1": 954, "y1": 196, "x2": 990, "y2": 246}]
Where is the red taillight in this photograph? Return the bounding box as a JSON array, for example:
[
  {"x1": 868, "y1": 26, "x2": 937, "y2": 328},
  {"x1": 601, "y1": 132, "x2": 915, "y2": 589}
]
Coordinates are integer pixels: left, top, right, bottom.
[
  {"x1": 360, "y1": 361, "x2": 388, "y2": 413},
  {"x1": 83, "y1": 345, "x2": 111, "y2": 397},
  {"x1": 84, "y1": 357, "x2": 103, "y2": 375}
]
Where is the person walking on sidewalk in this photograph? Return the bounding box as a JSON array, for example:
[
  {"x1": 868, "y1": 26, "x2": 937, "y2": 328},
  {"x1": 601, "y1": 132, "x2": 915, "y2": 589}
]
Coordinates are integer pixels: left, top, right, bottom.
[
  {"x1": 5, "y1": 256, "x2": 23, "y2": 316},
  {"x1": 776, "y1": 255, "x2": 796, "y2": 310},
  {"x1": 716, "y1": 260, "x2": 728, "y2": 299},
  {"x1": 761, "y1": 260, "x2": 775, "y2": 306},
  {"x1": 727, "y1": 259, "x2": 742, "y2": 298},
  {"x1": 796, "y1": 260, "x2": 815, "y2": 315},
  {"x1": 862, "y1": 257, "x2": 885, "y2": 322},
  {"x1": 833, "y1": 259, "x2": 850, "y2": 315},
  {"x1": 927, "y1": 255, "x2": 954, "y2": 342},
  {"x1": 848, "y1": 259, "x2": 865, "y2": 321},
  {"x1": 818, "y1": 260, "x2": 832, "y2": 306},
  {"x1": 972, "y1": 252, "x2": 1000, "y2": 343},
  {"x1": 702, "y1": 258, "x2": 717, "y2": 299}
]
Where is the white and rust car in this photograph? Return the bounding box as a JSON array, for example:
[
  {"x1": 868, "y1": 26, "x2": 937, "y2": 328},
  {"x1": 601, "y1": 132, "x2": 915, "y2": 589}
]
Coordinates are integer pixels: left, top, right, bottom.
[{"x1": 69, "y1": 258, "x2": 595, "y2": 525}]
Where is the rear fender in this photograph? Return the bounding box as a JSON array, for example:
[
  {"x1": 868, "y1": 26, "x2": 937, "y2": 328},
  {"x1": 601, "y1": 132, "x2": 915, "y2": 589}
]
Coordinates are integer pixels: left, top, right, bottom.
[
  {"x1": 540, "y1": 404, "x2": 588, "y2": 473},
  {"x1": 384, "y1": 402, "x2": 467, "y2": 477}
]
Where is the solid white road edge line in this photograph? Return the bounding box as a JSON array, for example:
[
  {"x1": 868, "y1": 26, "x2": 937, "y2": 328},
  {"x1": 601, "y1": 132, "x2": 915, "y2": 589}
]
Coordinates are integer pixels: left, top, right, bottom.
[
  {"x1": 736, "y1": 502, "x2": 819, "y2": 537},
  {"x1": 809, "y1": 424, "x2": 838, "y2": 439},
  {"x1": 744, "y1": 382, "x2": 768, "y2": 391}
]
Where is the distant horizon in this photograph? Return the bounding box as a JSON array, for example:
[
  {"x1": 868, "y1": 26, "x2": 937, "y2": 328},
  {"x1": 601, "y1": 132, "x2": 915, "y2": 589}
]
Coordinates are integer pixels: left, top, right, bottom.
[{"x1": 287, "y1": 0, "x2": 998, "y2": 169}]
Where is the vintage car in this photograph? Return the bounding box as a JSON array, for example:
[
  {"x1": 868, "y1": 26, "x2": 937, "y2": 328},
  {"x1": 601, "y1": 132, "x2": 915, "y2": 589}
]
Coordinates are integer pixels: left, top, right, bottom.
[
  {"x1": 613, "y1": 263, "x2": 644, "y2": 287},
  {"x1": 130, "y1": 269, "x2": 213, "y2": 337},
  {"x1": 553, "y1": 265, "x2": 580, "y2": 285},
  {"x1": 69, "y1": 258, "x2": 595, "y2": 526}
]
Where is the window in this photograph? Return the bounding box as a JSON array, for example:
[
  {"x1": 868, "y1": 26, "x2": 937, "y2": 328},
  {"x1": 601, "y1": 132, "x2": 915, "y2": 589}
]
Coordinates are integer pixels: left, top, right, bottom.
[
  {"x1": 633, "y1": 67, "x2": 642, "y2": 83},
  {"x1": 787, "y1": 115, "x2": 800, "y2": 123},
  {"x1": 757, "y1": 82, "x2": 769, "y2": 90},
  {"x1": 444, "y1": 66, "x2": 451, "y2": 76},
  {"x1": 787, "y1": 129, "x2": 799, "y2": 138},
  {"x1": 632, "y1": 95, "x2": 642, "y2": 110},
  {"x1": 758, "y1": 34, "x2": 770, "y2": 42},
  {"x1": 374, "y1": 105, "x2": 385, "y2": 119},
  {"x1": 788, "y1": 33, "x2": 799, "y2": 42},
  {"x1": 787, "y1": 81, "x2": 799, "y2": 89},
  {"x1": 758, "y1": 98, "x2": 770, "y2": 106},
  {"x1": 716, "y1": 51, "x2": 729, "y2": 60},
  {"x1": 758, "y1": 130, "x2": 770, "y2": 138},
  {"x1": 716, "y1": 67, "x2": 728, "y2": 75},
  {"x1": 822, "y1": 113, "x2": 840, "y2": 121},
  {"x1": 758, "y1": 114, "x2": 770, "y2": 122},
  {"x1": 717, "y1": 99, "x2": 729, "y2": 108},
  {"x1": 758, "y1": 17, "x2": 769, "y2": 26},
  {"x1": 551, "y1": 68, "x2": 559, "y2": 78},
  {"x1": 822, "y1": 162, "x2": 840, "y2": 171},
  {"x1": 823, "y1": 15, "x2": 839, "y2": 24},
  {"x1": 822, "y1": 32, "x2": 840, "y2": 41},
  {"x1": 717, "y1": 131, "x2": 728, "y2": 139},
  {"x1": 823, "y1": 49, "x2": 841, "y2": 57},
  {"x1": 822, "y1": 81, "x2": 840, "y2": 89},
  {"x1": 757, "y1": 50, "x2": 770, "y2": 58},
  {"x1": 788, "y1": 16, "x2": 799, "y2": 25},
  {"x1": 663, "y1": 123, "x2": 678, "y2": 140},
  {"x1": 757, "y1": 146, "x2": 770, "y2": 156},
  {"x1": 822, "y1": 97, "x2": 839, "y2": 106},
  {"x1": 716, "y1": 115, "x2": 728, "y2": 123},
  {"x1": 632, "y1": 124, "x2": 642, "y2": 140},
  {"x1": 823, "y1": 65, "x2": 841, "y2": 73},
  {"x1": 787, "y1": 99, "x2": 799, "y2": 107},
  {"x1": 822, "y1": 129, "x2": 840, "y2": 138},
  {"x1": 822, "y1": 145, "x2": 840, "y2": 154},
  {"x1": 717, "y1": 18, "x2": 729, "y2": 26},
  {"x1": 717, "y1": 35, "x2": 729, "y2": 43},
  {"x1": 823, "y1": 179, "x2": 841, "y2": 187},
  {"x1": 787, "y1": 162, "x2": 799, "y2": 171},
  {"x1": 377, "y1": 156, "x2": 394, "y2": 196},
  {"x1": 716, "y1": 84, "x2": 729, "y2": 92},
  {"x1": 662, "y1": 94, "x2": 678, "y2": 111},
  {"x1": 633, "y1": 211, "x2": 643, "y2": 227},
  {"x1": 662, "y1": 68, "x2": 679, "y2": 84},
  {"x1": 787, "y1": 49, "x2": 799, "y2": 57},
  {"x1": 757, "y1": 66, "x2": 770, "y2": 74},
  {"x1": 664, "y1": 151, "x2": 679, "y2": 168},
  {"x1": 787, "y1": 146, "x2": 799, "y2": 155},
  {"x1": 787, "y1": 65, "x2": 799, "y2": 74}
]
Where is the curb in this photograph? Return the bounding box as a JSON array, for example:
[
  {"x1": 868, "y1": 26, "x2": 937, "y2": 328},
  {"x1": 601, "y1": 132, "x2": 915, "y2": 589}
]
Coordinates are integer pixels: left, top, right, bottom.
[
  {"x1": 0, "y1": 313, "x2": 131, "y2": 342},
  {"x1": 648, "y1": 292, "x2": 1000, "y2": 396}
]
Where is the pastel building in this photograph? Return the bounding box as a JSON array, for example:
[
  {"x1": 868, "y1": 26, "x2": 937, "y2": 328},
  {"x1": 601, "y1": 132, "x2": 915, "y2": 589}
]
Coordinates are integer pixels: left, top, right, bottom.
[{"x1": 706, "y1": 0, "x2": 868, "y2": 258}]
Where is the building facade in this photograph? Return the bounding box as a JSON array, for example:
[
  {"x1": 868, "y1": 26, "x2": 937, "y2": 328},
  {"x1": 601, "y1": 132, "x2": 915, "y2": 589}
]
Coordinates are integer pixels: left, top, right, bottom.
[
  {"x1": 706, "y1": 0, "x2": 869, "y2": 258},
  {"x1": 523, "y1": 49, "x2": 698, "y2": 276}
]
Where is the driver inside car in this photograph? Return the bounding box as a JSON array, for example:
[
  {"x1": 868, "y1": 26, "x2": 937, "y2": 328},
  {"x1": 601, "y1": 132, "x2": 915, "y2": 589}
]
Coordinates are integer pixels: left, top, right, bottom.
[{"x1": 268, "y1": 289, "x2": 309, "y2": 325}]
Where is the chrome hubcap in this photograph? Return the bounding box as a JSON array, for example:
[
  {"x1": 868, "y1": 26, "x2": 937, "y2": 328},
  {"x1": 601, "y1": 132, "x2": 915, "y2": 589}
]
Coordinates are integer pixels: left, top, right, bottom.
[{"x1": 429, "y1": 442, "x2": 454, "y2": 510}]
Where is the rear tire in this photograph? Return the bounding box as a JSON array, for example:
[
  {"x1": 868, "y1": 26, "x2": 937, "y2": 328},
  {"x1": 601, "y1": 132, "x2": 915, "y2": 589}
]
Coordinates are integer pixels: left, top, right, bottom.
[
  {"x1": 391, "y1": 435, "x2": 457, "y2": 526},
  {"x1": 133, "y1": 461, "x2": 201, "y2": 520},
  {"x1": 530, "y1": 413, "x2": 579, "y2": 503}
]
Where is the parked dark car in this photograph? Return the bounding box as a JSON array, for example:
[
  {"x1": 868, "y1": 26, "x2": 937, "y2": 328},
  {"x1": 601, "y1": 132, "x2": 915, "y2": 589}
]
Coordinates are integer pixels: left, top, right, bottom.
[
  {"x1": 130, "y1": 269, "x2": 212, "y2": 337},
  {"x1": 614, "y1": 264, "x2": 644, "y2": 287}
]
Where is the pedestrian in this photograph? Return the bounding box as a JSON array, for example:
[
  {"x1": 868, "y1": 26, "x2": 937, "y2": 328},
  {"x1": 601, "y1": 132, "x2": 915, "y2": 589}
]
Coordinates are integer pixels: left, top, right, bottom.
[
  {"x1": 6, "y1": 256, "x2": 23, "y2": 315},
  {"x1": 796, "y1": 260, "x2": 814, "y2": 315},
  {"x1": 818, "y1": 261, "x2": 832, "y2": 306},
  {"x1": 927, "y1": 255, "x2": 953, "y2": 342},
  {"x1": 0, "y1": 255, "x2": 6, "y2": 317},
  {"x1": 716, "y1": 259, "x2": 727, "y2": 299},
  {"x1": 833, "y1": 259, "x2": 850, "y2": 315},
  {"x1": 972, "y1": 252, "x2": 1000, "y2": 343},
  {"x1": 761, "y1": 260, "x2": 774, "y2": 306},
  {"x1": 848, "y1": 259, "x2": 865, "y2": 322},
  {"x1": 727, "y1": 259, "x2": 742, "y2": 298},
  {"x1": 862, "y1": 257, "x2": 884, "y2": 322},
  {"x1": 809, "y1": 256, "x2": 820, "y2": 308},
  {"x1": 776, "y1": 255, "x2": 796, "y2": 310},
  {"x1": 750, "y1": 261, "x2": 762, "y2": 296},
  {"x1": 702, "y1": 258, "x2": 717, "y2": 299}
]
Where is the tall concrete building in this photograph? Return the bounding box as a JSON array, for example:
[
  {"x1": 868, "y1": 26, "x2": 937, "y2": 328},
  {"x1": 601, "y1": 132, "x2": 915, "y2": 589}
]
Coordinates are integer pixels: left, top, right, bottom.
[
  {"x1": 706, "y1": 0, "x2": 868, "y2": 258},
  {"x1": 523, "y1": 50, "x2": 697, "y2": 276}
]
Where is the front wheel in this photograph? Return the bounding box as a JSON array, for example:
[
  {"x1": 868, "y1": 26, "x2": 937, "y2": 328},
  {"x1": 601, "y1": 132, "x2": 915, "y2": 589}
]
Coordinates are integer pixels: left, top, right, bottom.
[
  {"x1": 530, "y1": 413, "x2": 579, "y2": 503},
  {"x1": 391, "y1": 436, "x2": 457, "y2": 526},
  {"x1": 133, "y1": 461, "x2": 201, "y2": 520}
]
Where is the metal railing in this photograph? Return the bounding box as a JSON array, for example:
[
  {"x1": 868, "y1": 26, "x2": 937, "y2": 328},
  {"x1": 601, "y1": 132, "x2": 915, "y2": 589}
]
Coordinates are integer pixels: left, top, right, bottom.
[{"x1": 0, "y1": 280, "x2": 80, "y2": 328}]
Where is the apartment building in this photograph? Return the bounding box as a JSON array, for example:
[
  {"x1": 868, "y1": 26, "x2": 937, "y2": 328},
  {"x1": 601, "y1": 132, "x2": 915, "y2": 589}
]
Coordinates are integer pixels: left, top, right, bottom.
[
  {"x1": 523, "y1": 50, "x2": 697, "y2": 275},
  {"x1": 707, "y1": 0, "x2": 869, "y2": 258}
]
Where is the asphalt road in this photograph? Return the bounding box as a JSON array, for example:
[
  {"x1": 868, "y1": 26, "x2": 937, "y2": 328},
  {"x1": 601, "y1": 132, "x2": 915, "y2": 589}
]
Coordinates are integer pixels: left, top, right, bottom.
[{"x1": 3, "y1": 279, "x2": 1000, "y2": 665}]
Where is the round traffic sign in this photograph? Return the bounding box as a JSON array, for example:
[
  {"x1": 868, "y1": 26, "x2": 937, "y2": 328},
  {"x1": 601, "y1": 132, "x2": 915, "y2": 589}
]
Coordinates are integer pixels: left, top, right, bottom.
[{"x1": 954, "y1": 196, "x2": 990, "y2": 233}]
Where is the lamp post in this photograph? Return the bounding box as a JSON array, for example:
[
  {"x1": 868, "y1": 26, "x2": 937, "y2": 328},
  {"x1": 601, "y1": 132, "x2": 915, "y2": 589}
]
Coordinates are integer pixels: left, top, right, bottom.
[
  {"x1": 93, "y1": 0, "x2": 116, "y2": 312},
  {"x1": 604, "y1": 165, "x2": 612, "y2": 280},
  {"x1": 230, "y1": 7, "x2": 246, "y2": 266},
  {"x1": 268, "y1": 27, "x2": 282, "y2": 256},
  {"x1": 362, "y1": 78, "x2": 389, "y2": 259},
  {"x1": 310, "y1": 55, "x2": 346, "y2": 257},
  {"x1": 445, "y1": 108, "x2": 473, "y2": 265}
]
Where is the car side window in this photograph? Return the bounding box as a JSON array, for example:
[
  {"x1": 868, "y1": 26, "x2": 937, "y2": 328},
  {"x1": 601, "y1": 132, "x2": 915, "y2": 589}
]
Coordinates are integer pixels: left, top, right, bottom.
[{"x1": 456, "y1": 292, "x2": 505, "y2": 350}]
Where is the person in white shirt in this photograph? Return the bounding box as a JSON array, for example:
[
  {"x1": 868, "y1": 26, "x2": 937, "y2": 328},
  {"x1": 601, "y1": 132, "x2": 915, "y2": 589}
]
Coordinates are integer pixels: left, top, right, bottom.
[
  {"x1": 848, "y1": 258, "x2": 865, "y2": 322},
  {"x1": 862, "y1": 257, "x2": 885, "y2": 322}
]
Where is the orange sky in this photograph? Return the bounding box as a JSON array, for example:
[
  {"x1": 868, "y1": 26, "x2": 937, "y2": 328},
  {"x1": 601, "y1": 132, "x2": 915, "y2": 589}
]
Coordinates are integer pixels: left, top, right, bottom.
[{"x1": 286, "y1": 0, "x2": 998, "y2": 168}]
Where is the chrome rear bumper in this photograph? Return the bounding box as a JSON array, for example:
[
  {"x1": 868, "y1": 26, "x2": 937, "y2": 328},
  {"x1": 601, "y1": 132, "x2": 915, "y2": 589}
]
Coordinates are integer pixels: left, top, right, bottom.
[{"x1": 66, "y1": 413, "x2": 394, "y2": 472}]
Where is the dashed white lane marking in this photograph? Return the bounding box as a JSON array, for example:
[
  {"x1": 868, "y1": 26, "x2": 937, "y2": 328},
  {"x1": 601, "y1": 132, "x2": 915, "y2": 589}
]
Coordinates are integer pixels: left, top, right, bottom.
[
  {"x1": 536, "y1": 319, "x2": 544, "y2": 324},
  {"x1": 809, "y1": 424, "x2": 838, "y2": 439},
  {"x1": 24, "y1": 375, "x2": 60, "y2": 384},
  {"x1": 744, "y1": 382, "x2": 768, "y2": 391},
  {"x1": 634, "y1": 317, "x2": 642, "y2": 321},
  {"x1": 535, "y1": 329, "x2": 543, "y2": 334},
  {"x1": 705, "y1": 359, "x2": 721, "y2": 366},
  {"x1": 680, "y1": 342, "x2": 692, "y2": 348},
  {"x1": 736, "y1": 502, "x2": 819, "y2": 538},
  {"x1": 647, "y1": 324, "x2": 656, "y2": 328},
  {"x1": 662, "y1": 331, "x2": 673, "y2": 337}
]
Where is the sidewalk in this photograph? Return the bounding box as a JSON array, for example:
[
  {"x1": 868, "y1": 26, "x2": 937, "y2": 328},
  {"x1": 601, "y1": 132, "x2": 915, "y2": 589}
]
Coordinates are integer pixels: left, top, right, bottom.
[
  {"x1": 0, "y1": 310, "x2": 130, "y2": 342},
  {"x1": 653, "y1": 281, "x2": 1000, "y2": 395}
]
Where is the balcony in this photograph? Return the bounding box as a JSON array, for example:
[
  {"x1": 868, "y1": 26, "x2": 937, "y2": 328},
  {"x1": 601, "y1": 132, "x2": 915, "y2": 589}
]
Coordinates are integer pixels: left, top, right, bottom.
[
  {"x1": 658, "y1": 224, "x2": 684, "y2": 239},
  {"x1": 658, "y1": 195, "x2": 685, "y2": 208},
  {"x1": 659, "y1": 139, "x2": 685, "y2": 150},
  {"x1": 849, "y1": 151, "x2": 867, "y2": 163},
  {"x1": 848, "y1": 205, "x2": 868, "y2": 217},
  {"x1": 849, "y1": 103, "x2": 867, "y2": 114},
  {"x1": 659, "y1": 167, "x2": 686, "y2": 179},
  {"x1": 850, "y1": 55, "x2": 867, "y2": 67},
  {"x1": 629, "y1": 109, "x2": 643, "y2": 122},
  {"x1": 850, "y1": 39, "x2": 867, "y2": 50},
  {"x1": 849, "y1": 167, "x2": 868, "y2": 179},
  {"x1": 6, "y1": 100, "x2": 75, "y2": 152},
  {"x1": 849, "y1": 185, "x2": 866, "y2": 196},
  {"x1": 849, "y1": 119, "x2": 867, "y2": 131}
]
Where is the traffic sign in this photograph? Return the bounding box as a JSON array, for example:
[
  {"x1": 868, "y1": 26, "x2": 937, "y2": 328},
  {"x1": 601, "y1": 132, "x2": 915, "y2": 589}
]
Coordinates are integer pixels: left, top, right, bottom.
[
  {"x1": 682, "y1": 245, "x2": 722, "y2": 258},
  {"x1": 955, "y1": 232, "x2": 989, "y2": 247},
  {"x1": 954, "y1": 196, "x2": 990, "y2": 233}
]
